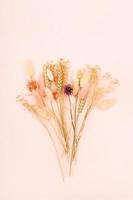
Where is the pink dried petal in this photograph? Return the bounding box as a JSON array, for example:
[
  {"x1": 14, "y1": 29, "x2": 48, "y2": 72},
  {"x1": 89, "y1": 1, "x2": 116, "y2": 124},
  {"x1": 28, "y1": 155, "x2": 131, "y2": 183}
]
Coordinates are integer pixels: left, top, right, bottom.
[
  {"x1": 78, "y1": 83, "x2": 89, "y2": 100},
  {"x1": 73, "y1": 79, "x2": 79, "y2": 96},
  {"x1": 37, "y1": 73, "x2": 45, "y2": 97},
  {"x1": 51, "y1": 82, "x2": 57, "y2": 93}
]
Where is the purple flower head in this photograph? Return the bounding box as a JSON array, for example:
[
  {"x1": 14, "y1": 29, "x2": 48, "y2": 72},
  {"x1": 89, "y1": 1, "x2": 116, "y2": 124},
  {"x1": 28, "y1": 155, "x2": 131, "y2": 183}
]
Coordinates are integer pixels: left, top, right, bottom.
[{"x1": 64, "y1": 84, "x2": 73, "y2": 96}]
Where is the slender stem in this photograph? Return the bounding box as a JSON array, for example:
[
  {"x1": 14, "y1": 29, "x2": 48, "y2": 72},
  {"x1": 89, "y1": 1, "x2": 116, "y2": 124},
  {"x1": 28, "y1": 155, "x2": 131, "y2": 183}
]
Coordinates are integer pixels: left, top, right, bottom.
[
  {"x1": 77, "y1": 86, "x2": 97, "y2": 142},
  {"x1": 58, "y1": 95, "x2": 69, "y2": 151},
  {"x1": 74, "y1": 96, "x2": 78, "y2": 127},
  {"x1": 73, "y1": 102, "x2": 94, "y2": 162},
  {"x1": 50, "y1": 101, "x2": 68, "y2": 153},
  {"x1": 50, "y1": 102, "x2": 65, "y2": 138},
  {"x1": 56, "y1": 99, "x2": 60, "y2": 114},
  {"x1": 49, "y1": 120, "x2": 66, "y2": 151},
  {"x1": 68, "y1": 96, "x2": 75, "y2": 131},
  {"x1": 36, "y1": 114, "x2": 64, "y2": 181},
  {"x1": 51, "y1": 102, "x2": 60, "y2": 124},
  {"x1": 78, "y1": 103, "x2": 93, "y2": 141},
  {"x1": 68, "y1": 96, "x2": 76, "y2": 175}
]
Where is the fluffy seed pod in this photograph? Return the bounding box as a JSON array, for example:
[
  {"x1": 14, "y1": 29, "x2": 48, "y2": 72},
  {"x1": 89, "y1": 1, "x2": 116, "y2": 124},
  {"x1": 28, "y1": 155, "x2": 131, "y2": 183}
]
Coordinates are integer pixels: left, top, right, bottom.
[{"x1": 24, "y1": 60, "x2": 35, "y2": 78}]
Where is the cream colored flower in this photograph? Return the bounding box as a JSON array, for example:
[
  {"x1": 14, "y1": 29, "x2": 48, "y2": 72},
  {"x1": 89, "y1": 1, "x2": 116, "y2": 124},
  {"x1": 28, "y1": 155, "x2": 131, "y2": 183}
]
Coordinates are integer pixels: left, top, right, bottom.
[{"x1": 47, "y1": 68, "x2": 54, "y2": 81}]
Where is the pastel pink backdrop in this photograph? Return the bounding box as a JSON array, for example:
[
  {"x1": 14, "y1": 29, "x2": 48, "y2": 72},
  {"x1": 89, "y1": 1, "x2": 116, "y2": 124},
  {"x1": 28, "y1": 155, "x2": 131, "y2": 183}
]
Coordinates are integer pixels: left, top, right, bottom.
[{"x1": 0, "y1": 0, "x2": 133, "y2": 200}]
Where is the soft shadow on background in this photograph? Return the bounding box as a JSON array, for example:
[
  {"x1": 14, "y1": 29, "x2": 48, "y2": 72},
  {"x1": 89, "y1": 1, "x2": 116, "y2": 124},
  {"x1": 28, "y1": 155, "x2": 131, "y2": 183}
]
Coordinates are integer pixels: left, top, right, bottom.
[{"x1": 0, "y1": 0, "x2": 133, "y2": 199}]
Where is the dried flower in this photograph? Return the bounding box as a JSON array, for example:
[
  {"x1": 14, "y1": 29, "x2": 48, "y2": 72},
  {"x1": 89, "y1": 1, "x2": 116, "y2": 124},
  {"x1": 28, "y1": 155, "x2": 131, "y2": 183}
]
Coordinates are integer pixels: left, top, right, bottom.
[
  {"x1": 78, "y1": 99, "x2": 86, "y2": 113},
  {"x1": 57, "y1": 58, "x2": 69, "y2": 94},
  {"x1": 64, "y1": 84, "x2": 73, "y2": 96},
  {"x1": 78, "y1": 83, "x2": 89, "y2": 100},
  {"x1": 53, "y1": 91, "x2": 58, "y2": 100},
  {"x1": 37, "y1": 73, "x2": 46, "y2": 97},
  {"x1": 27, "y1": 80, "x2": 38, "y2": 92},
  {"x1": 17, "y1": 59, "x2": 119, "y2": 179},
  {"x1": 43, "y1": 64, "x2": 50, "y2": 88},
  {"x1": 73, "y1": 70, "x2": 82, "y2": 96}
]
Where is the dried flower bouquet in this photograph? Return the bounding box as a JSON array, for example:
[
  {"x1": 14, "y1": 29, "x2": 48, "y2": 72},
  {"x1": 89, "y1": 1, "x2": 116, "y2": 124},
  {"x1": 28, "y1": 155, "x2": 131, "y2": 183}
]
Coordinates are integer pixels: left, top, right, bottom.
[{"x1": 17, "y1": 58, "x2": 119, "y2": 180}]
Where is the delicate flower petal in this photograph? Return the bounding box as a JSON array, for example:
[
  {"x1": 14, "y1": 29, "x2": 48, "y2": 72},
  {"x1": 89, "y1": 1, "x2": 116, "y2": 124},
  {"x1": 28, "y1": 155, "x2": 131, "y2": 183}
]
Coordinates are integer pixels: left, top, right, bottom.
[
  {"x1": 27, "y1": 80, "x2": 38, "y2": 92},
  {"x1": 78, "y1": 83, "x2": 89, "y2": 100},
  {"x1": 51, "y1": 82, "x2": 57, "y2": 93},
  {"x1": 73, "y1": 79, "x2": 79, "y2": 96},
  {"x1": 38, "y1": 73, "x2": 46, "y2": 97},
  {"x1": 64, "y1": 84, "x2": 73, "y2": 96}
]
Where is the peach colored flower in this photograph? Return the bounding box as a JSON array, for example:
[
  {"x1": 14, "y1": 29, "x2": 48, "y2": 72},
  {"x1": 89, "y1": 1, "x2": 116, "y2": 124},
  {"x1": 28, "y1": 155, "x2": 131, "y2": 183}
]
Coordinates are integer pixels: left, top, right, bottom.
[
  {"x1": 78, "y1": 83, "x2": 89, "y2": 100},
  {"x1": 37, "y1": 73, "x2": 46, "y2": 97}
]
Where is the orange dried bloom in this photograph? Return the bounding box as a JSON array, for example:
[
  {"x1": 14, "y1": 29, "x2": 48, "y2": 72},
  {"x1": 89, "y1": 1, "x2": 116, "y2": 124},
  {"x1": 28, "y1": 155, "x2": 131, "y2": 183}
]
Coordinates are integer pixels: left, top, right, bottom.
[{"x1": 27, "y1": 80, "x2": 38, "y2": 92}]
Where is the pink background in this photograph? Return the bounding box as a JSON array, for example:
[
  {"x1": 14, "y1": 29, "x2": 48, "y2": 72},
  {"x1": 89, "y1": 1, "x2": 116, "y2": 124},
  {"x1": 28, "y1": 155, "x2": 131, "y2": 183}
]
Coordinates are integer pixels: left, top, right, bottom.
[{"x1": 0, "y1": 0, "x2": 133, "y2": 199}]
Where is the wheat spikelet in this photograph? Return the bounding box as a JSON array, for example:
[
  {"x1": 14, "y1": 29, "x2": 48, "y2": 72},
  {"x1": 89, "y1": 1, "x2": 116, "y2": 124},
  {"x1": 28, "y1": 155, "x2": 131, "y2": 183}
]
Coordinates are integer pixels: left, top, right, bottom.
[
  {"x1": 49, "y1": 64, "x2": 58, "y2": 83},
  {"x1": 78, "y1": 99, "x2": 85, "y2": 113},
  {"x1": 60, "y1": 60, "x2": 69, "y2": 84},
  {"x1": 57, "y1": 59, "x2": 69, "y2": 94},
  {"x1": 43, "y1": 64, "x2": 50, "y2": 88},
  {"x1": 73, "y1": 70, "x2": 82, "y2": 96},
  {"x1": 57, "y1": 65, "x2": 63, "y2": 94}
]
